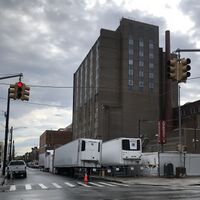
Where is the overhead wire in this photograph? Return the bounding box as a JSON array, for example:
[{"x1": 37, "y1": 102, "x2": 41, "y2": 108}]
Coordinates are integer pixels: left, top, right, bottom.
[{"x1": 0, "y1": 76, "x2": 199, "y2": 108}]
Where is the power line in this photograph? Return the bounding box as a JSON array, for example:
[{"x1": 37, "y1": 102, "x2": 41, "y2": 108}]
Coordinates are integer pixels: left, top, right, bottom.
[{"x1": 0, "y1": 96, "x2": 68, "y2": 108}]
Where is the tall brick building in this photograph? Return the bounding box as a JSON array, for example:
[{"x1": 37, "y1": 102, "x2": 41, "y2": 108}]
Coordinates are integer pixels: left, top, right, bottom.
[{"x1": 73, "y1": 18, "x2": 177, "y2": 144}]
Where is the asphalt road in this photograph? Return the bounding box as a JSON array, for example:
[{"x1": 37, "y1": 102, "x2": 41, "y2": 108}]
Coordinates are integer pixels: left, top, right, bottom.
[{"x1": 1, "y1": 167, "x2": 200, "y2": 200}]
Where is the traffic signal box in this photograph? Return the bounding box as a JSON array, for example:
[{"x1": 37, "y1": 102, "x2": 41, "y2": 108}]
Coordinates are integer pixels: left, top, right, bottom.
[
  {"x1": 177, "y1": 58, "x2": 191, "y2": 82},
  {"x1": 21, "y1": 84, "x2": 30, "y2": 101},
  {"x1": 16, "y1": 81, "x2": 23, "y2": 99},
  {"x1": 167, "y1": 58, "x2": 191, "y2": 83},
  {"x1": 9, "y1": 82, "x2": 30, "y2": 101},
  {"x1": 167, "y1": 58, "x2": 178, "y2": 81},
  {"x1": 9, "y1": 84, "x2": 17, "y2": 100}
]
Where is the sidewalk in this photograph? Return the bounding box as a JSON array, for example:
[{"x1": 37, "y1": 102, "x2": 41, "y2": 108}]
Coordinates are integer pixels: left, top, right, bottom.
[{"x1": 97, "y1": 176, "x2": 200, "y2": 187}]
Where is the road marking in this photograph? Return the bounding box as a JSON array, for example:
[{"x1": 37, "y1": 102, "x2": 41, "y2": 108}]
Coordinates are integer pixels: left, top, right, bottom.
[
  {"x1": 38, "y1": 183, "x2": 48, "y2": 189},
  {"x1": 52, "y1": 182, "x2": 62, "y2": 189},
  {"x1": 109, "y1": 182, "x2": 130, "y2": 187},
  {"x1": 77, "y1": 181, "x2": 91, "y2": 187},
  {"x1": 98, "y1": 182, "x2": 116, "y2": 187},
  {"x1": 64, "y1": 182, "x2": 76, "y2": 188},
  {"x1": 88, "y1": 182, "x2": 105, "y2": 187},
  {"x1": 25, "y1": 184, "x2": 32, "y2": 190},
  {"x1": 9, "y1": 185, "x2": 16, "y2": 191}
]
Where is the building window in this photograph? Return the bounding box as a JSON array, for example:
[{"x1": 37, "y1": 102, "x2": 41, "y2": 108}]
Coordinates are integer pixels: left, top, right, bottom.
[
  {"x1": 149, "y1": 73, "x2": 154, "y2": 79},
  {"x1": 139, "y1": 81, "x2": 144, "y2": 88},
  {"x1": 129, "y1": 69, "x2": 134, "y2": 76},
  {"x1": 129, "y1": 59, "x2": 133, "y2": 65},
  {"x1": 139, "y1": 71, "x2": 144, "y2": 77},
  {"x1": 139, "y1": 61, "x2": 144, "y2": 67},
  {"x1": 149, "y1": 82, "x2": 154, "y2": 89},
  {"x1": 149, "y1": 52, "x2": 154, "y2": 59},
  {"x1": 139, "y1": 39, "x2": 144, "y2": 47},
  {"x1": 95, "y1": 41, "x2": 99, "y2": 94},
  {"x1": 129, "y1": 39, "x2": 134, "y2": 45},
  {"x1": 149, "y1": 40, "x2": 154, "y2": 49},
  {"x1": 139, "y1": 50, "x2": 144, "y2": 57},
  {"x1": 149, "y1": 63, "x2": 154, "y2": 69},
  {"x1": 128, "y1": 79, "x2": 133, "y2": 86},
  {"x1": 89, "y1": 50, "x2": 93, "y2": 98},
  {"x1": 129, "y1": 49, "x2": 134, "y2": 55},
  {"x1": 84, "y1": 62, "x2": 88, "y2": 103}
]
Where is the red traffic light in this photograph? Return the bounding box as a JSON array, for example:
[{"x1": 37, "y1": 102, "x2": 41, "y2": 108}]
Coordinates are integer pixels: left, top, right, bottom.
[{"x1": 17, "y1": 82, "x2": 23, "y2": 87}]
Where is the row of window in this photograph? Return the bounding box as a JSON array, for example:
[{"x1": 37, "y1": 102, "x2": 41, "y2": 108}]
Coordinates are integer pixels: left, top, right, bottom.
[
  {"x1": 128, "y1": 38, "x2": 154, "y2": 49},
  {"x1": 128, "y1": 36, "x2": 155, "y2": 90},
  {"x1": 75, "y1": 42, "x2": 99, "y2": 109}
]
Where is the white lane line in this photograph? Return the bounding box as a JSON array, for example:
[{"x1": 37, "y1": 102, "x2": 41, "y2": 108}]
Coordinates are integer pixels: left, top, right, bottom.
[
  {"x1": 9, "y1": 185, "x2": 16, "y2": 191},
  {"x1": 88, "y1": 182, "x2": 105, "y2": 187},
  {"x1": 38, "y1": 183, "x2": 48, "y2": 189},
  {"x1": 52, "y1": 182, "x2": 62, "y2": 189},
  {"x1": 98, "y1": 182, "x2": 116, "y2": 187},
  {"x1": 25, "y1": 184, "x2": 32, "y2": 190},
  {"x1": 77, "y1": 181, "x2": 91, "y2": 188},
  {"x1": 109, "y1": 182, "x2": 130, "y2": 187},
  {"x1": 64, "y1": 182, "x2": 76, "y2": 188}
]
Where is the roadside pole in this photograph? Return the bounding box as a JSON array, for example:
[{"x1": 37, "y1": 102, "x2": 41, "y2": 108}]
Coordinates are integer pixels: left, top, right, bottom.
[
  {"x1": 2, "y1": 89, "x2": 11, "y2": 176},
  {"x1": 178, "y1": 84, "x2": 183, "y2": 167},
  {"x1": 1, "y1": 73, "x2": 23, "y2": 176}
]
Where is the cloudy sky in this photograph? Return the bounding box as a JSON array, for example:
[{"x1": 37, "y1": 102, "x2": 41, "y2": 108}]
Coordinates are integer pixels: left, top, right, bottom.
[{"x1": 0, "y1": 0, "x2": 200, "y2": 155}]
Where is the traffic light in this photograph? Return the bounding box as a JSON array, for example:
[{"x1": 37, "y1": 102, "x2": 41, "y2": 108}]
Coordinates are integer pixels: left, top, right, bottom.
[
  {"x1": 167, "y1": 58, "x2": 178, "y2": 81},
  {"x1": 21, "y1": 84, "x2": 30, "y2": 101},
  {"x1": 16, "y1": 81, "x2": 24, "y2": 99},
  {"x1": 9, "y1": 84, "x2": 17, "y2": 99},
  {"x1": 178, "y1": 58, "x2": 191, "y2": 82}
]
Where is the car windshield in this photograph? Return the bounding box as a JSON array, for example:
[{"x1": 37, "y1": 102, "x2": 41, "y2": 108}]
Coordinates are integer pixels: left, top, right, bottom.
[{"x1": 9, "y1": 161, "x2": 25, "y2": 165}]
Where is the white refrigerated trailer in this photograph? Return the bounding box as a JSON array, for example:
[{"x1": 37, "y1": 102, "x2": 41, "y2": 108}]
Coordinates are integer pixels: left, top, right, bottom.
[
  {"x1": 102, "y1": 138, "x2": 142, "y2": 176},
  {"x1": 54, "y1": 138, "x2": 102, "y2": 175}
]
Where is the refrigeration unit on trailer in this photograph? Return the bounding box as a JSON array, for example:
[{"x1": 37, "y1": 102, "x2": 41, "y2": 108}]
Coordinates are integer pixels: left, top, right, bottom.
[
  {"x1": 44, "y1": 150, "x2": 54, "y2": 172},
  {"x1": 102, "y1": 138, "x2": 142, "y2": 176},
  {"x1": 39, "y1": 153, "x2": 45, "y2": 169},
  {"x1": 54, "y1": 138, "x2": 102, "y2": 175}
]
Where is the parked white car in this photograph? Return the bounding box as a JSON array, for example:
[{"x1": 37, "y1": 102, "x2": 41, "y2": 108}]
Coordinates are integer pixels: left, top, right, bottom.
[{"x1": 7, "y1": 160, "x2": 27, "y2": 178}]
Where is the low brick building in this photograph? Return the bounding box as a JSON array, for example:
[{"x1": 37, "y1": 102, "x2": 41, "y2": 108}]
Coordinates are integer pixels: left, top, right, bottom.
[{"x1": 39, "y1": 128, "x2": 73, "y2": 154}]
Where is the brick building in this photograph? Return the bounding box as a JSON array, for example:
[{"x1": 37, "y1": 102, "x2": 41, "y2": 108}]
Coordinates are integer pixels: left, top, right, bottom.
[
  {"x1": 72, "y1": 18, "x2": 177, "y2": 143},
  {"x1": 39, "y1": 129, "x2": 72, "y2": 154}
]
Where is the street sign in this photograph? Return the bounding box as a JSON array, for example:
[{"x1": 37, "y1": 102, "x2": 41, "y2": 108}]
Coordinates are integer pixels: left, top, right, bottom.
[{"x1": 158, "y1": 120, "x2": 166, "y2": 144}]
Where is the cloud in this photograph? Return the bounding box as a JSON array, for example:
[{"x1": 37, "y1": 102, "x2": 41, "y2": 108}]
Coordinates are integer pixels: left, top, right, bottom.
[
  {"x1": 179, "y1": 0, "x2": 200, "y2": 44},
  {"x1": 0, "y1": 0, "x2": 198, "y2": 155}
]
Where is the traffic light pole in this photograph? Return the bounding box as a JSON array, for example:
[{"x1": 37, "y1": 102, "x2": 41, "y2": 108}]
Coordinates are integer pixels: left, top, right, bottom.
[
  {"x1": 0, "y1": 73, "x2": 23, "y2": 80},
  {"x1": 178, "y1": 84, "x2": 183, "y2": 167},
  {"x1": 2, "y1": 89, "x2": 11, "y2": 176},
  {"x1": 1, "y1": 73, "x2": 25, "y2": 176},
  {"x1": 175, "y1": 48, "x2": 200, "y2": 53},
  {"x1": 8, "y1": 127, "x2": 13, "y2": 162}
]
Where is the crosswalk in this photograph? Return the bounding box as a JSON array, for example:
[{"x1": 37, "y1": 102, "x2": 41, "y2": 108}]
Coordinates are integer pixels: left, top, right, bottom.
[{"x1": 5, "y1": 181, "x2": 130, "y2": 192}]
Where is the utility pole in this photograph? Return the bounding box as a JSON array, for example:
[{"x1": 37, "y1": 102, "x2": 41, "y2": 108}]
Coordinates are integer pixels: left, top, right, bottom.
[
  {"x1": 2, "y1": 88, "x2": 11, "y2": 175},
  {"x1": 1, "y1": 73, "x2": 23, "y2": 176},
  {"x1": 173, "y1": 48, "x2": 200, "y2": 166},
  {"x1": 9, "y1": 127, "x2": 13, "y2": 162}
]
